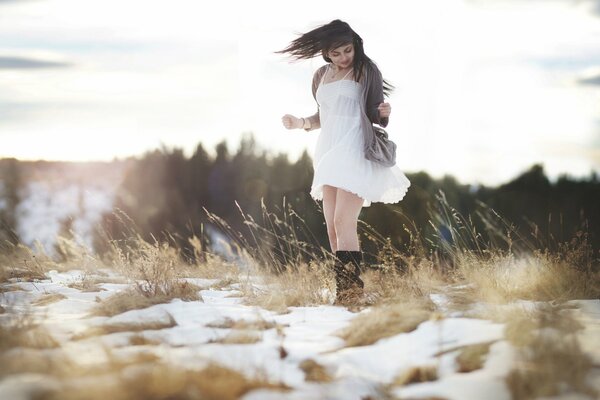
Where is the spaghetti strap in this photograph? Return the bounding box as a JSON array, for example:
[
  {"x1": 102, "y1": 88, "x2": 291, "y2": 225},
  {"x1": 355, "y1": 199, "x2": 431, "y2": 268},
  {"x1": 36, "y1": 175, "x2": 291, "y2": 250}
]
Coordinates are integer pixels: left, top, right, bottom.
[
  {"x1": 340, "y1": 68, "x2": 353, "y2": 80},
  {"x1": 321, "y1": 64, "x2": 353, "y2": 86}
]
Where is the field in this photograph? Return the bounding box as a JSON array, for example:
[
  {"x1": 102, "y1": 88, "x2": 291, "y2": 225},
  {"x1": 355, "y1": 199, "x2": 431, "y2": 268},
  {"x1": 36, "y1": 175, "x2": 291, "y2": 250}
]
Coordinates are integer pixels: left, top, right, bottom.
[{"x1": 1, "y1": 200, "x2": 599, "y2": 400}]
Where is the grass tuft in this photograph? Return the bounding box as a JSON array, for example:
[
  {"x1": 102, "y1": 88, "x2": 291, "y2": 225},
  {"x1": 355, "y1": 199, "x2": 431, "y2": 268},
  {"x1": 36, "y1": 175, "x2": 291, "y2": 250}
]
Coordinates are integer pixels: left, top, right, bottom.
[
  {"x1": 298, "y1": 359, "x2": 333, "y2": 382},
  {"x1": 336, "y1": 298, "x2": 435, "y2": 348},
  {"x1": 391, "y1": 365, "x2": 438, "y2": 386},
  {"x1": 455, "y1": 342, "x2": 493, "y2": 373},
  {"x1": 504, "y1": 303, "x2": 597, "y2": 399},
  {"x1": 72, "y1": 313, "x2": 177, "y2": 341}
]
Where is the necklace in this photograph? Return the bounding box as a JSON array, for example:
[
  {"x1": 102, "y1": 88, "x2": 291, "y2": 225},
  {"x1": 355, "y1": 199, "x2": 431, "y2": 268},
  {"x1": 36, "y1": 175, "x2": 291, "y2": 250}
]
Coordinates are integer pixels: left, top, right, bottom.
[{"x1": 328, "y1": 64, "x2": 353, "y2": 82}]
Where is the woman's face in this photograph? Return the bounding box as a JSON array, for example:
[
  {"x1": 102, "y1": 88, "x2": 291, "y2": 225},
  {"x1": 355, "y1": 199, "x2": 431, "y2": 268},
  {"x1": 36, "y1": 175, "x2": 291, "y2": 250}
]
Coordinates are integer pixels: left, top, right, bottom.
[{"x1": 327, "y1": 43, "x2": 354, "y2": 68}]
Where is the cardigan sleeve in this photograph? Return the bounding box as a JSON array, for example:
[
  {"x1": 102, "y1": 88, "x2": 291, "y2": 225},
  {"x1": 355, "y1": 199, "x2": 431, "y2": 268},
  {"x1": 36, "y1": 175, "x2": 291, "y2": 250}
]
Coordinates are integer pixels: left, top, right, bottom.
[
  {"x1": 366, "y1": 65, "x2": 389, "y2": 128},
  {"x1": 304, "y1": 66, "x2": 325, "y2": 132}
]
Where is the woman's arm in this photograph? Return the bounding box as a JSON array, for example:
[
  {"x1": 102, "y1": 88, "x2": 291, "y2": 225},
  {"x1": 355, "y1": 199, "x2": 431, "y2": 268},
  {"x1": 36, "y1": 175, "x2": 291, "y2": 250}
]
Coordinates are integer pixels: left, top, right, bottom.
[
  {"x1": 366, "y1": 65, "x2": 389, "y2": 128},
  {"x1": 304, "y1": 111, "x2": 319, "y2": 131},
  {"x1": 303, "y1": 66, "x2": 328, "y2": 131}
]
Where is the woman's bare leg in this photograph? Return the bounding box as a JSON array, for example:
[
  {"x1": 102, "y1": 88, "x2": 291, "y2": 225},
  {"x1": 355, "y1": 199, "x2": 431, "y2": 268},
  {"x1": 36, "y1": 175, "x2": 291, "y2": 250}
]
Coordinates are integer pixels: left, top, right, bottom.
[
  {"x1": 322, "y1": 185, "x2": 338, "y2": 253},
  {"x1": 333, "y1": 188, "x2": 364, "y2": 251}
]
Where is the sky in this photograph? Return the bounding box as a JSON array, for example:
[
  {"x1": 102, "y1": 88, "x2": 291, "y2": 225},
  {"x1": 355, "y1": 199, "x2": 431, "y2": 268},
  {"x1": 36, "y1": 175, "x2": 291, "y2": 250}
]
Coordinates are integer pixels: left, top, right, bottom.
[{"x1": 1, "y1": 0, "x2": 599, "y2": 186}]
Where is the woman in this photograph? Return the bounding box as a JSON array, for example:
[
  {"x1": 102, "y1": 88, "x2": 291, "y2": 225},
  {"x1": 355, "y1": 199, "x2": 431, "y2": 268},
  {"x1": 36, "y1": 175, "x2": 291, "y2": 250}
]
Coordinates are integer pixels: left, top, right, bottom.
[{"x1": 276, "y1": 20, "x2": 411, "y2": 304}]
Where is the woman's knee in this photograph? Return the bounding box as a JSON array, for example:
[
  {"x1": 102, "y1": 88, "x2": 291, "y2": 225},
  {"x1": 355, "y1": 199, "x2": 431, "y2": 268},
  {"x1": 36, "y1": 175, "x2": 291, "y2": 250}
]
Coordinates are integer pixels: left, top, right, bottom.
[
  {"x1": 327, "y1": 227, "x2": 337, "y2": 240},
  {"x1": 333, "y1": 213, "x2": 357, "y2": 233}
]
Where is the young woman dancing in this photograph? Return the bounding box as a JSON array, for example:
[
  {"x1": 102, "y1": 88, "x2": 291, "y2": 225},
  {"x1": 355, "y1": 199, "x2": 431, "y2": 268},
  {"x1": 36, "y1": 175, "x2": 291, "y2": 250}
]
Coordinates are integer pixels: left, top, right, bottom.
[{"x1": 277, "y1": 19, "x2": 411, "y2": 304}]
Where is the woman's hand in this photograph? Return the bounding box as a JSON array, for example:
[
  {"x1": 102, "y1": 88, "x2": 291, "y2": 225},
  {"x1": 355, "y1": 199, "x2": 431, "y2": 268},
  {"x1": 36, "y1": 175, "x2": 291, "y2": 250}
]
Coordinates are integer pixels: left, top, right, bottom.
[
  {"x1": 282, "y1": 114, "x2": 302, "y2": 130},
  {"x1": 378, "y1": 102, "x2": 391, "y2": 119}
]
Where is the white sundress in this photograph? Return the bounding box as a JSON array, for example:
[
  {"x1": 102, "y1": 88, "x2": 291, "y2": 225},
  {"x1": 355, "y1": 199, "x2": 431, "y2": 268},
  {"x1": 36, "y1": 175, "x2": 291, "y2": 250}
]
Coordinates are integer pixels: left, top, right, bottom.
[{"x1": 310, "y1": 65, "x2": 411, "y2": 208}]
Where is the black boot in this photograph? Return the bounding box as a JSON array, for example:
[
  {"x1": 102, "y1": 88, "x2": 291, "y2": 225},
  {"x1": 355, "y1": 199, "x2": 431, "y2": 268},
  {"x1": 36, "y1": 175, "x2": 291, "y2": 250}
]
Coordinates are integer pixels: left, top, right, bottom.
[
  {"x1": 334, "y1": 250, "x2": 365, "y2": 304},
  {"x1": 343, "y1": 250, "x2": 364, "y2": 288}
]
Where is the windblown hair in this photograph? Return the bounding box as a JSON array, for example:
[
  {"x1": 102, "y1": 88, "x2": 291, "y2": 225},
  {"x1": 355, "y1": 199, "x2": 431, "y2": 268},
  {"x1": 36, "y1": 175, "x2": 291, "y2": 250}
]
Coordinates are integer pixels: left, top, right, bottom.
[{"x1": 274, "y1": 19, "x2": 395, "y2": 98}]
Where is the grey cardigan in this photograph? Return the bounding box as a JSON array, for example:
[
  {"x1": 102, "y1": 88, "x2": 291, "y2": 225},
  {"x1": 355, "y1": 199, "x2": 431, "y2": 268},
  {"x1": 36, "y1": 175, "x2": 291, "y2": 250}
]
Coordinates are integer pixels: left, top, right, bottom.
[{"x1": 304, "y1": 60, "x2": 396, "y2": 167}]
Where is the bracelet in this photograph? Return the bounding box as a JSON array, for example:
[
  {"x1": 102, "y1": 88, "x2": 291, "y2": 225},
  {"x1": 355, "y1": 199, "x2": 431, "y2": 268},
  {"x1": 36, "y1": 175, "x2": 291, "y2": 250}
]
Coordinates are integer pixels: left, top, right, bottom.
[{"x1": 300, "y1": 117, "x2": 305, "y2": 129}]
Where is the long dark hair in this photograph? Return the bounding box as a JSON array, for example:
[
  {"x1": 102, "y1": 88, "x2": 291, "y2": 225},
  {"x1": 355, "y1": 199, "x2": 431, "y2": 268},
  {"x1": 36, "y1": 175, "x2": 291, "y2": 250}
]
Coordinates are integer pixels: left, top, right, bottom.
[{"x1": 274, "y1": 19, "x2": 395, "y2": 98}]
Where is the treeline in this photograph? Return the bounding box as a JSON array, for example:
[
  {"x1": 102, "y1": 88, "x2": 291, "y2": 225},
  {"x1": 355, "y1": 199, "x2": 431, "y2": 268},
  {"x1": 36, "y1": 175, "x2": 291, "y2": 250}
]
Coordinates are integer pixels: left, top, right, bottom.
[
  {"x1": 1, "y1": 133, "x2": 599, "y2": 264},
  {"x1": 97, "y1": 133, "x2": 600, "y2": 263},
  {"x1": 0, "y1": 158, "x2": 21, "y2": 246}
]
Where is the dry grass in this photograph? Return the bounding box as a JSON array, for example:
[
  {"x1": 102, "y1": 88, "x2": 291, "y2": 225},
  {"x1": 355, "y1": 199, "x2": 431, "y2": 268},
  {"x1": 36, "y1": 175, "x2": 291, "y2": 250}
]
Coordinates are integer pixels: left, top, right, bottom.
[
  {"x1": 503, "y1": 303, "x2": 598, "y2": 399},
  {"x1": 31, "y1": 292, "x2": 68, "y2": 306},
  {"x1": 34, "y1": 360, "x2": 290, "y2": 400},
  {"x1": 455, "y1": 342, "x2": 493, "y2": 373},
  {"x1": 237, "y1": 252, "x2": 448, "y2": 314},
  {"x1": 455, "y1": 251, "x2": 600, "y2": 306},
  {"x1": 0, "y1": 311, "x2": 60, "y2": 352},
  {"x1": 91, "y1": 234, "x2": 205, "y2": 316},
  {"x1": 98, "y1": 211, "x2": 241, "y2": 282},
  {"x1": 206, "y1": 317, "x2": 283, "y2": 331},
  {"x1": 108, "y1": 234, "x2": 187, "y2": 293},
  {"x1": 91, "y1": 283, "x2": 200, "y2": 317},
  {"x1": 180, "y1": 238, "x2": 241, "y2": 281},
  {"x1": 1, "y1": 334, "x2": 289, "y2": 400},
  {"x1": 412, "y1": 192, "x2": 600, "y2": 314},
  {"x1": 0, "y1": 284, "x2": 25, "y2": 293},
  {"x1": 506, "y1": 336, "x2": 597, "y2": 399},
  {"x1": 497, "y1": 303, "x2": 583, "y2": 347},
  {"x1": 65, "y1": 271, "x2": 127, "y2": 292},
  {"x1": 53, "y1": 234, "x2": 106, "y2": 271},
  {"x1": 336, "y1": 297, "x2": 436, "y2": 348},
  {"x1": 127, "y1": 334, "x2": 163, "y2": 346},
  {"x1": 0, "y1": 347, "x2": 77, "y2": 378},
  {"x1": 67, "y1": 280, "x2": 106, "y2": 292},
  {"x1": 431, "y1": 340, "x2": 497, "y2": 373},
  {"x1": 240, "y1": 259, "x2": 334, "y2": 313},
  {"x1": 0, "y1": 259, "x2": 8, "y2": 283},
  {"x1": 72, "y1": 313, "x2": 177, "y2": 341},
  {"x1": 439, "y1": 250, "x2": 599, "y2": 318},
  {"x1": 298, "y1": 359, "x2": 333, "y2": 382},
  {"x1": 91, "y1": 288, "x2": 161, "y2": 317},
  {"x1": 0, "y1": 241, "x2": 52, "y2": 282},
  {"x1": 2, "y1": 344, "x2": 158, "y2": 379},
  {"x1": 332, "y1": 258, "x2": 445, "y2": 347},
  {"x1": 211, "y1": 276, "x2": 238, "y2": 290},
  {"x1": 89, "y1": 234, "x2": 210, "y2": 317},
  {"x1": 363, "y1": 258, "x2": 449, "y2": 305},
  {"x1": 208, "y1": 196, "x2": 524, "y2": 318},
  {"x1": 391, "y1": 365, "x2": 438, "y2": 386},
  {"x1": 2, "y1": 193, "x2": 598, "y2": 399},
  {"x1": 222, "y1": 194, "x2": 599, "y2": 321},
  {"x1": 203, "y1": 200, "x2": 356, "y2": 313},
  {"x1": 211, "y1": 331, "x2": 262, "y2": 345},
  {"x1": 0, "y1": 231, "x2": 115, "y2": 293},
  {"x1": 0, "y1": 306, "x2": 63, "y2": 379},
  {"x1": 206, "y1": 317, "x2": 284, "y2": 345}
]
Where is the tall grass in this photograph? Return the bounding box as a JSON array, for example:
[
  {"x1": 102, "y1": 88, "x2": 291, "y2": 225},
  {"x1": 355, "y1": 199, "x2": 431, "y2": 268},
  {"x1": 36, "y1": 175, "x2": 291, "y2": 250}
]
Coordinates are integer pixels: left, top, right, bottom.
[
  {"x1": 202, "y1": 192, "x2": 599, "y2": 313},
  {"x1": 203, "y1": 198, "x2": 331, "y2": 274},
  {"x1": 0, "y1": 239, "x2": 58, "y2": 282}
]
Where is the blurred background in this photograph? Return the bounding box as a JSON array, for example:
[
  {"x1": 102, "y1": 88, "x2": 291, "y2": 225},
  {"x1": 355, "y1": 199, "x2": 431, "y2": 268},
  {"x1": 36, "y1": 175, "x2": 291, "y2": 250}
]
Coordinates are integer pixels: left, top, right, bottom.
[{"x1": 1, "y1": 0, "x2": 599, "y2": 259}]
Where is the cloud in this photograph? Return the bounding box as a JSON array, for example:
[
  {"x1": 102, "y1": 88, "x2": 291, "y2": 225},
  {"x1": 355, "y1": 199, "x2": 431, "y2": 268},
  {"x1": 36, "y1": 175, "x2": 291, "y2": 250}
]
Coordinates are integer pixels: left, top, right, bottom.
[
  {"x1": 574, "y1": 0, "x2": 600, "y2": 15},
  {"x1": 523, "y1": 51, "x2": 600, "y2": 71},
  {"x1": 0, "y1": 100, "x2": 43, "y2": 121},
  {"x1": 577, "y1": 72, "x2": 600, "y2": 85},
  {"x1": 0, "y1": 0, "x2": 40, "y2": 4},
  {"x1": 465, "y1": 0, "x2": 600, "y2": 17},
  {"x1": 0, "y1": 55, "x2": 72, "y2": 69}
]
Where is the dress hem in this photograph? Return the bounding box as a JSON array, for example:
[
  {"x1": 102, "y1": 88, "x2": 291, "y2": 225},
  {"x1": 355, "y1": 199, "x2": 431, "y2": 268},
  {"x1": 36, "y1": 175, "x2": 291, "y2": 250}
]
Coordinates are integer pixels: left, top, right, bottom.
[{"x1": 310, "y1": 182, "x2": 410, "y2": 206}]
